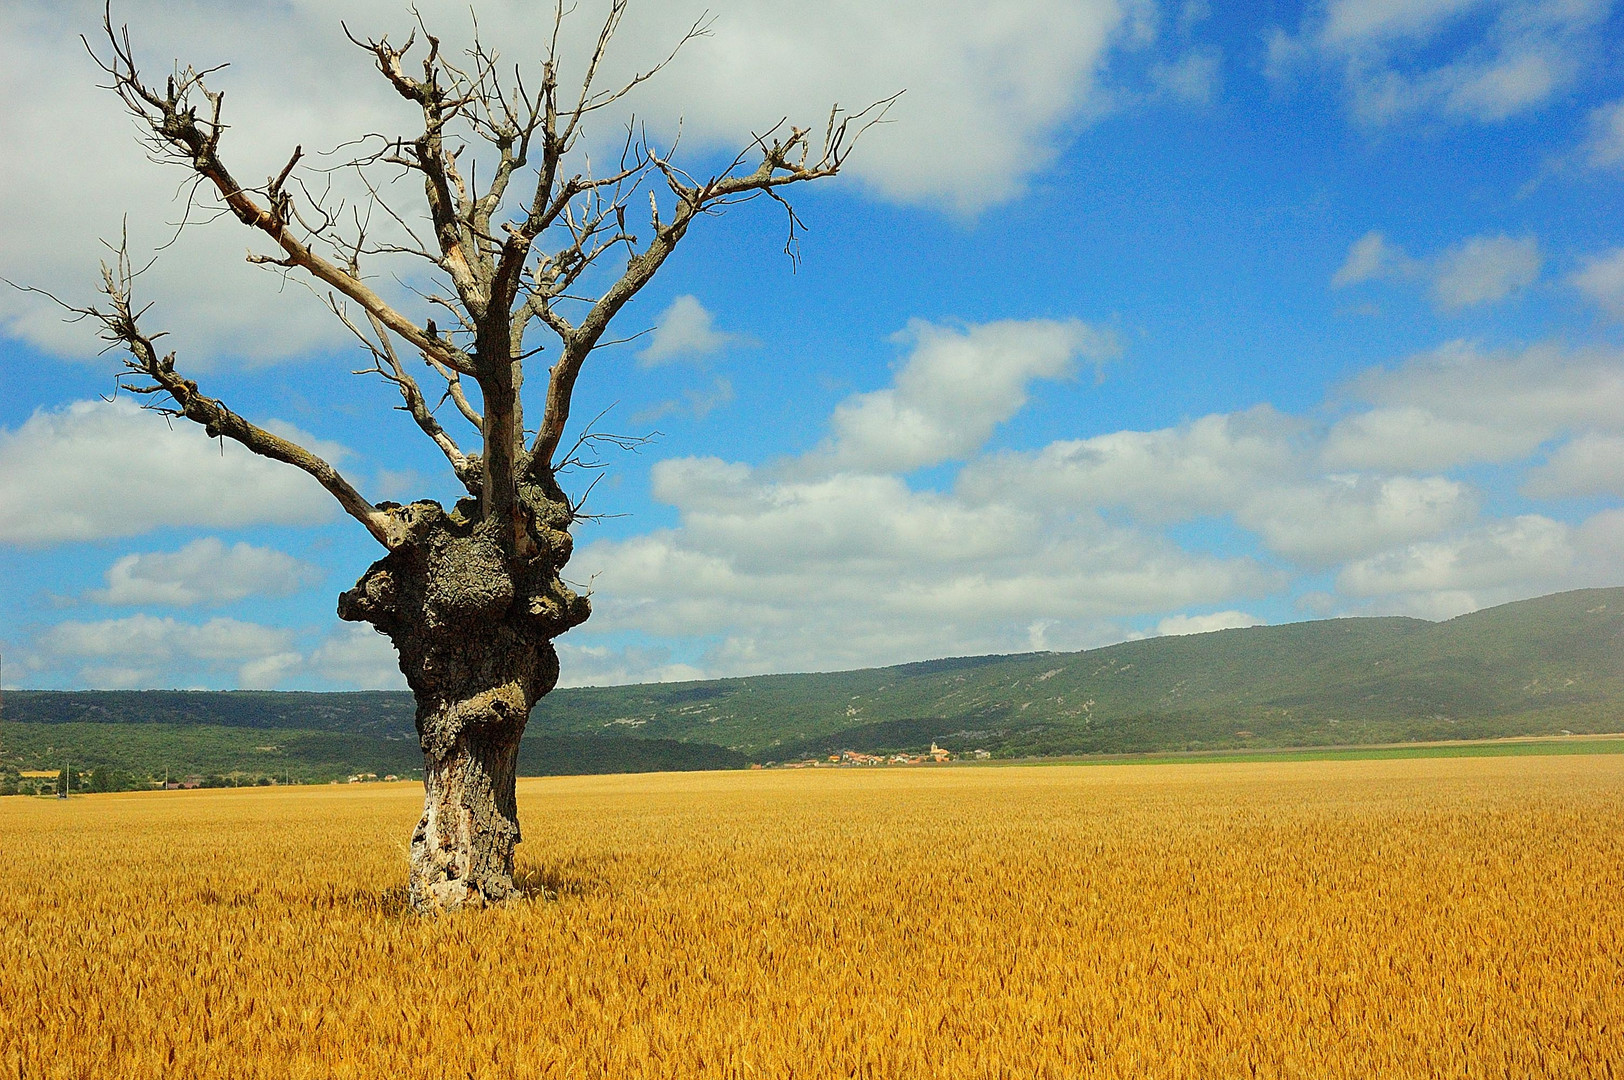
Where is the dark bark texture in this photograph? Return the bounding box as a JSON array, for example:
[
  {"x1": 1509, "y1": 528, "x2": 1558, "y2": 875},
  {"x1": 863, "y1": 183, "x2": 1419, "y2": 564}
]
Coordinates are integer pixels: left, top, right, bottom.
[{"x1": 337, "y1": 493, "x2": 587, "y2": 909}]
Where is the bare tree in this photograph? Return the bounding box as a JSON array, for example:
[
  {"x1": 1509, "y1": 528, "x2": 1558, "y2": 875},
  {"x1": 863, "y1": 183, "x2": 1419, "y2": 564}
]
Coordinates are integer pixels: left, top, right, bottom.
[{"x1": 72, "y1": 3, "x2": 890, "y2": 911}]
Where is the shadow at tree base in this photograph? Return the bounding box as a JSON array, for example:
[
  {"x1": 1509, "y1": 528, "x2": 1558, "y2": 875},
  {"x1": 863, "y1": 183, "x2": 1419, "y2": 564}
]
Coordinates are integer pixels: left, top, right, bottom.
[{"x1": 514, "y1": 859, "x2": 612, "y2": 903}]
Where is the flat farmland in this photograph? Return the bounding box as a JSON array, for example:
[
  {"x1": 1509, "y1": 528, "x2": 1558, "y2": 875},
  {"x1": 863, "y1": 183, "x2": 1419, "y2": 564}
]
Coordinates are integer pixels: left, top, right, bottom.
[{"x1": 3, "y1": 756, "x2": 1621, "y2": 1079}]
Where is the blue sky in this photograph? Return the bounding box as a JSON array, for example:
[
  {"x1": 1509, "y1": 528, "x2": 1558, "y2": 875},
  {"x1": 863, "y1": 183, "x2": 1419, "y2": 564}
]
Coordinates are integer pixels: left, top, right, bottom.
[{"x1": 2, "y1": 0, "x2": 1623, "y2": 689}]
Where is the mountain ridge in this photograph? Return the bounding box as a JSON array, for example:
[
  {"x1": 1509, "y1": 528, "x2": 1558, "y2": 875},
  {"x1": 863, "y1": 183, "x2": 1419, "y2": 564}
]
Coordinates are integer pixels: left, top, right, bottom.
[{"x1": 6, "y1": 587, "x2": 1622, "y2": 772}]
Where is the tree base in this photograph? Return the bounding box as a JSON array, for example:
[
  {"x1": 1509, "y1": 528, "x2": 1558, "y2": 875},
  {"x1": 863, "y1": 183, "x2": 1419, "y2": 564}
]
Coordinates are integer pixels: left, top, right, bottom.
[{"x1": 408, "y1": 729, "x2": 526, "y2": 913}]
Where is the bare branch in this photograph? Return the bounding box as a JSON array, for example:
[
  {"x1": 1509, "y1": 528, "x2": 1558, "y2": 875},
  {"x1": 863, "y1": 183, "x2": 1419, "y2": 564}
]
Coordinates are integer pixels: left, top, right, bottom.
[
  {"x1": 89, "y1": 10, "x2": 478, "y2": 377},
  {"x1": 64, "y1": 248, "x2": 400, "y2": 548},
  {"x1": 427, "y1": 354, "x2": 486, "y2": 433},
  {"x1": 328, "y1": 292, "x2": 482, "y2": 496},
  {"x1": 528, "y1": 96, "x2": 896, "y2": 472},
  {"x1": 82, "y1": 3, "x2": 889, "y2": 555}
]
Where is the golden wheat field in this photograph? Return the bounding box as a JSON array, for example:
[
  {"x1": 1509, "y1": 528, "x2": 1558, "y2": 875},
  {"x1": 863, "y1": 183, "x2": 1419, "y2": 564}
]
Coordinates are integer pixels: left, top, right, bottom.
[{"x1": 3, "y1": 754, "x2": 1622, "y2": 1079}]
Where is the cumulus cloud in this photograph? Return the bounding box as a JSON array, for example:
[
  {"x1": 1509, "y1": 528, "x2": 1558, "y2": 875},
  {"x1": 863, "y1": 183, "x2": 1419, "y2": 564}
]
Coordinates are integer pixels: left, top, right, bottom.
[
  {"x1": 1430, "y1": 235, "x2": 1542, "y2": 310},
  {"x1": 567, "y1": 319, "x2": 1275, "y2": 676},
  {"x1": 0, "y1": 0, "x2": 1141, "y2": 362},
  {"x1": 1571, "y1": 247, "x2": 1624, "y2": 319},
  {"x1": 577, "y1": 495, "x2": 1274, "y2": 676},
  {"x1": 1323, "y1": 405, "x2": 1522, "y2": 471},
  {"x1": 1330, "y1": 231, "x2": 1541, "y2": 309},
  {"x1": 639, "y1": 296, "x2": 749, "y2": 366},
  {"x1": 555, "y1": 641, "x2": 707, "y2": 688},
  {"x1": 21, "y1": 314, "x2": 1624, "y2": 687},
  {"x1": 1325, "y1": 340, "x2": 1624, "y2": 471},
  {"x1": 962, "y1": 411, "x2": 1477, "y2": 564},
  {"x1": 815, "y1": 319, "x2": 1118, "y2": 474},
  {"x1": 0, "y1": 400, "x2": 338, "y2": 544},
  {"x1": 305, "y1": 624, "x2": 407, "y2": 689},
  {"x1": 1273, "y1": 0, "x2": 1609, "y2": 125},
  {"x1": 35, "y1": 614, "x2": 302, "y2": 689},
  {"x1": 1156, "y1": 610, "x2": 1263, "y2": 636},
  {"x1": 25, "y1": 615, "x2": 408, "y2": 690},
  {"x1": 959, "y1": 407, "x2": 1300, "y2": 523},
  {"x1": 86, "y1": 538, "x2": 325, "y2": 607},
  {"x1": 1240, "y1": 475, "x2": 1476, "y2": 564},
  {"x1": 560, "y1": 327, "x2": 1613, "y2": 677},
  {"x1": 1333, "y1": 512, "x2": 1623, "y2": 619},
  {"x1": 1522, "y1": 434, "x2": 1624, "y2": 498}
]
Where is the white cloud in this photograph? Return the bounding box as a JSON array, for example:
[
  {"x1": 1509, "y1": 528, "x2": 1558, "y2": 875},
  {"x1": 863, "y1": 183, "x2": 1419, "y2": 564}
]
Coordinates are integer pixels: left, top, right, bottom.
[
  {"x1": 1332, "y1": 231, "x2": 1408, "y2": 287},
  {"x1": 1331, "y1": 231, "x2": 1541, "y2": 309},
  {"x1": 600, "y1": 0, "x2": 1136, "y2": 214},
  {"x1": 816, "y1": 319, "x2": 1116, "y2": 474},
  {"x1": 959, "y1": 407, "x2": 1473, "y2": 564},
  {"x1": 1522, "y1": 433, "x2": 1624, "y2": 498},
  {"x1": 555, "y1": 641, "x2": 707, "y2": 688},
  {"x1": 566, "y1": 319, "x2": 1276, "y2": 676},
  {"x1": 1323, "y1": 404, "x2": 1526, "y2": 471},
  {"x1": 0, "y1": 1, "x2": 395, "y2": 365},
  {"x1": 1240, "y1": 474, "x2": 1476, "y2": 564},
  {"x1": 25, "y1": 615, "x2": 409, "y2": 689},
  {"x1": 36, "y1": 614, "x2": 301, "y2": 689},
  {"x1": 959, "y1": 407, "x2": 1299, "y2": 522},
  {"x1": 1156, "y1": 610, "x2": 1263, "y2": 635},
  {"x1": 577, "y1": 499, "x2": 1273, "y2": 676},
  {"x1": 1275, "y1": 0, "x2": 1609, "y2": 125},
  {"x1": 1325, "y1": 340, "x2": 1624, "y2": 470},
  {"x1": 0, "y1": 0, "x2": 1140, "y2": 362},
  {"x1": 86, "y1": 538, "x2": 325, "y2": 607},
  {"x1": 1584, "y1": 98, "x2": 1624, "y2": 168},
  {"x1": 639, "y1": 296, "x2": 748, "y2": 366},
  {"x1": 1333, "y1": 510, "x2": 1624, "y2": 619},
  {"x1": 305, "y1": 624, "x2": 407, "y2": 690},
  {"x1": 1571, "y1": 247, "x2": 1624, "y2": 319},
  {"x1": 1430, "y1": 234, "x2": 1542, "y2": 310},
  {"x1": 22, "y1": 311, "x2": 1624, "y2": 687},
  {"x1": 1336, "y1": 514, "x2": 1573, "y2": 609},
  {"x1": 0, "y1": 400, "x2": 339, "y2": 544}
]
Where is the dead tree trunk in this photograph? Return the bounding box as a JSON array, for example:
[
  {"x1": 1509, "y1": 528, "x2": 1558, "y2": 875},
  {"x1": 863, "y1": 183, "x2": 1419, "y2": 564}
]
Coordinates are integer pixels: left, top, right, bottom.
[{"x1": 338, "y1": 496, "x2": 586, "y2": 908}]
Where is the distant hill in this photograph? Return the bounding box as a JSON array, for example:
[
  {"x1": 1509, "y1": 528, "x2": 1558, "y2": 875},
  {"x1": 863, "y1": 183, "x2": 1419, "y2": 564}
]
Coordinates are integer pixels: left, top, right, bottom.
[
  {"x1": 5, "y1": 587, "x2": 1622, "y2": 779},
  {"x1": 523, "y1": 586, "x2": 1624, "y2": 757}
]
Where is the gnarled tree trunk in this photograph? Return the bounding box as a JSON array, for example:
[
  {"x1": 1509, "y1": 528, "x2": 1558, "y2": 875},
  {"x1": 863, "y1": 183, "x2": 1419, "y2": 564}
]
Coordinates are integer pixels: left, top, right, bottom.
[{"x1": 338, "y1": 493, "x2": 587, "y2": 911}]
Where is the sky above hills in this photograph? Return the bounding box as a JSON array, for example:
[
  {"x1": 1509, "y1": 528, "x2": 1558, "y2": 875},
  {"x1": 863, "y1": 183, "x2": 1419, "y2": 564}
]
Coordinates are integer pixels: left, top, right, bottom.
[{"x1": 2, "y1": 0, "x2": 1622, "y2": 690}]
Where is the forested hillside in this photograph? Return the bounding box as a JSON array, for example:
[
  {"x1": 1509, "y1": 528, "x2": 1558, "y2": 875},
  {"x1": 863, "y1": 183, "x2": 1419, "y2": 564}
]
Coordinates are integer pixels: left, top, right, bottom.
[{"x1": 5, "y1": 587, "x2": 1621, "y2": 781}]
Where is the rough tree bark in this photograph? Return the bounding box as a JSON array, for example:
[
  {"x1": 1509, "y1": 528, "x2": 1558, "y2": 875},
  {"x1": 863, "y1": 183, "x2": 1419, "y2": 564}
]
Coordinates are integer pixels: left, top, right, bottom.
[
  {"x1": 337, "y1": 493, "x2": 588, "y2": 908},
  {"x1": 67, "y1": 2, "x2": 893, "y2": 910}
]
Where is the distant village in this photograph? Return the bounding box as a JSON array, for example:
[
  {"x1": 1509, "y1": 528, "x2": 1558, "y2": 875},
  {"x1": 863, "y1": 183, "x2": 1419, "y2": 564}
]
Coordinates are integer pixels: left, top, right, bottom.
[{"x1": 759, "y1": 743, "x2": 992, "y2": 769}]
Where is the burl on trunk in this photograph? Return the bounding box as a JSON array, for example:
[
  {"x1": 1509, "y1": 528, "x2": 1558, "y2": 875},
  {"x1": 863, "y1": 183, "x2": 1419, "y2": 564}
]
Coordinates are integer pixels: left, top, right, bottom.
[{"x1": 338, "y1": 496, "x2": 587, "y2": 910}]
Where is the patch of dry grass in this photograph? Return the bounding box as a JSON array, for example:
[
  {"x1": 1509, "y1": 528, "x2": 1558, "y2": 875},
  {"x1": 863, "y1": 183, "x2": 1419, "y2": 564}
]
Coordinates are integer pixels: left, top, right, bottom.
[{"x1": 2, "y1": 755, "x2": 1621, "y2": 1078}]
